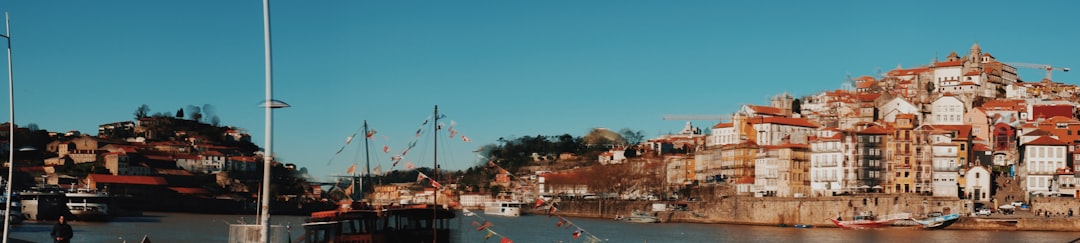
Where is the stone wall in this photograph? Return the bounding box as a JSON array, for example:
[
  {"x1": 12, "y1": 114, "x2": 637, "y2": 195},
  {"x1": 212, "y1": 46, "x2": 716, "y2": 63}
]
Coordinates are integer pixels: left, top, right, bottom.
[
  {"x1": 1031, "y1": 197, "x2": 1080, "y2": 216},
  {"x1": 551, "y1": 195, "x2": 963, "y2": 227}
]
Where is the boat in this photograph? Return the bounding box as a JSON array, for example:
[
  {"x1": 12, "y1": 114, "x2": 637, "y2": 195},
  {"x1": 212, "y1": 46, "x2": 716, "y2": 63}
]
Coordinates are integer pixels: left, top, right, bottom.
[
  {"x1": 301, "y1": 106, "x2": 458, "y2": 242},
  {"x1": 828, "y1": 212, "x2": 908, "y2": 229},
  {"x1": 17, "y1": 186, "x2": 68, "y2": 221},
  {"x1": 301, "y1": 201, "x2": 455, "y2": 243},
  {"x1": 615, "y1": 210, "x2": 660, "y2": 223},
  {"x1": 64, "y1": 186, "x2": 111, "y2": 221},
  {"x1": 911, "y1": 212, "x2": 959, "y2": 229},
  {"x1": 483, "y1": 201, "x2": 526, "y2": 217}
]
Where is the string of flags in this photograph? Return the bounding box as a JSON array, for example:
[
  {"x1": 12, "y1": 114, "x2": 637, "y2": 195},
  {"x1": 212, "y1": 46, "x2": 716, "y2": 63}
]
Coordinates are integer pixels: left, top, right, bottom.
[{"x1": 450, "y1": 155, "x2": 605, "y2": 242}]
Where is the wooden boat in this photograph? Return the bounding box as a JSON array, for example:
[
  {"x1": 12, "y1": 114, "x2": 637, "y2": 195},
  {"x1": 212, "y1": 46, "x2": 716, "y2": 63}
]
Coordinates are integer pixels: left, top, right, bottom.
[
  {"x1": 828, "y1": 213, "x2": 907, "y2": 229},
  {"x1": 911, "y1": 212, "x2": 959, "y2": 229},
  {"x1": 300, "y1": 201, "x2": 455, "y2": 243}
]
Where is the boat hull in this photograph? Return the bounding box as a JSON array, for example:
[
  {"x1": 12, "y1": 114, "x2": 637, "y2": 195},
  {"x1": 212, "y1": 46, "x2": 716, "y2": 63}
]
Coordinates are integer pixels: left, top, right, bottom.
[
  {"x1": 913, "y1": 213, "x2": 960, "y2": 230},
  {"x1": 829, "y1": 218, "x2": 897, "y2": 229}
]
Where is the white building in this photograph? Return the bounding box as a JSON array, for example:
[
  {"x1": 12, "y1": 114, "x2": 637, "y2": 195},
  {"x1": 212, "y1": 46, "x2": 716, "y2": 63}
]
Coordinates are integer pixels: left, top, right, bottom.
[
  {"x1": 963, "y1": 166, "x2": 992, "y2": 202},
  {"x1": 810, "y1": 129, "x2": 845, "y2": 196},
  {"x1": 1021, "y1": 136, "x2": 1068, "y2": 197},
  {"x1": 929, "y1": 95, "x2": 966, "y2": 125}
]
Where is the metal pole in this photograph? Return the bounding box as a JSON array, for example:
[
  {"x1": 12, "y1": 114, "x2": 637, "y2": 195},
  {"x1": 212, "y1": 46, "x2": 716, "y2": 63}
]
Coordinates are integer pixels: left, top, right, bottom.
[
  {"x1": 259, "y1": 0, "x2": 273, "y2": 242},
  {"x1": 2, "y1": 12, "x2": 13, "y2": 243}
]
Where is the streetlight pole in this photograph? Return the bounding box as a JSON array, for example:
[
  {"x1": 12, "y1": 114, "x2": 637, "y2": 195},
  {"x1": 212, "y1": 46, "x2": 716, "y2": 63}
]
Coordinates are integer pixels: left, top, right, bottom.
[
  {"x1": 259, "y1": 0, "x2": 274, "y2": 242},
  {"x1": 1, "y1": 12, "x2": 14, "y2": 243}
]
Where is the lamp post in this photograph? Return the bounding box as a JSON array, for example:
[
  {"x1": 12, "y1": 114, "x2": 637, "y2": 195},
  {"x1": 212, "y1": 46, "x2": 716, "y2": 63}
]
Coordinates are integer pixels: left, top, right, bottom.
[
  {"x1": 1, "y1": 12, "x2": 14, "y2": 243},
  {"x1": 257, "y1": 0, "x2": 289, "y2": 242}
]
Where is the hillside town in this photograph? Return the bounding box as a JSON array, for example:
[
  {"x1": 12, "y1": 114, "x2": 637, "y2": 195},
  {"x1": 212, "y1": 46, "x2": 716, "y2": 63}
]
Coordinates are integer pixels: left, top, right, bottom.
[{"x1": 521, "y1": 43, "x2": 1079, "y2": 219}]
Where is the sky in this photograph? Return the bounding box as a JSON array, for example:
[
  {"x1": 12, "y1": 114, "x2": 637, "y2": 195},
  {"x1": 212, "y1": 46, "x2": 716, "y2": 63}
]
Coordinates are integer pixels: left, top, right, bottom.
[{"x1": 0, "y1": 1, "x2": 1076, "y2": 182}]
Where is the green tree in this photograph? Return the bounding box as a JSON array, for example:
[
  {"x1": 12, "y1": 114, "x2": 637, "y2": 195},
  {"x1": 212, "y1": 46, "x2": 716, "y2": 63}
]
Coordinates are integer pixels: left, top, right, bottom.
[
  {"x1": 792, "y1": 98, "x2": 802, "y2": 115},
  {"x1": 134, "y1": 104, "x2": 150, "y2": 119},
  {"x1": 618, "y1": 128, "x2": 645, "y2": 146}
]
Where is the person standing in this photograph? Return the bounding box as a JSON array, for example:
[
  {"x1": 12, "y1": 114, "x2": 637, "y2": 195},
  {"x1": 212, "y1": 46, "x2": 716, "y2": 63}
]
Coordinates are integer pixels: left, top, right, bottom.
[{"x1": 50, "y1": 215, "x2": 73, "y2": 243}]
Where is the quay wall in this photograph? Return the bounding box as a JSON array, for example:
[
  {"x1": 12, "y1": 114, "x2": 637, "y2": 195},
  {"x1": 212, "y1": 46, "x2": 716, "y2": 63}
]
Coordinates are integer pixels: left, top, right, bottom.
[
  {"x1": 548, "y1": 196, "x2": 1080, "y2": 231},
  {"x1": 551, "y1": 195, "x2": 963, "y2": 227}
]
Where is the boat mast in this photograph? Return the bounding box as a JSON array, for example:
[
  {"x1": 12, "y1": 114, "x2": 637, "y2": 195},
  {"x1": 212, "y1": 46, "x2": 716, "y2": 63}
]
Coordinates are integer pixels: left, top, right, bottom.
[
  {"x1": 432, "y1": 105, "x2": 438, "y2": 243},
  {"x1": 362, "y1": 120, "x2": 371, "y2": 198}
]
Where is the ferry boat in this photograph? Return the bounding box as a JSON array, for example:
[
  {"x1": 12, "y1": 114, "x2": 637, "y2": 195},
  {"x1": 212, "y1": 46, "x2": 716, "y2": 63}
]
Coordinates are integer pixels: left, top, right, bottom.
[
  {"x1": 483, "y1": 201, "x2": 526, "y2": 217},
  {"x1": 65, "y1": 187, "x2": 111, "y2": 221},
  {"x1": 300, "y1": 201, "x2": 455, "y2": 243}
]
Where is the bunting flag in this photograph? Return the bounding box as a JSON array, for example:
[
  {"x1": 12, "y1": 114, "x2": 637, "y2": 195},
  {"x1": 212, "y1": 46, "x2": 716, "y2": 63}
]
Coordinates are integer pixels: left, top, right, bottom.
[
  {"x1": 548, "y1": 206, "x2": 557, "y2": 216},
  {"x1": 417, "y1": 172, "x2": 429, "y2": 183},
  {"x1": 449, "y1": 129, "x2": 458, "y2": 138},
  {"x1": 346, "y1": 164, "x2": 356, "y2": 175},
  {"x1": 471, "y1": 221, "x2": 480, "y2": 227},
  {"x1": 437, "y1": 122, "x2": 444, "y2": 130},
  {"x1": 485, "y1": 229, "x2": 495, "y2": 240},
  {"x1": 430, "y1": 180, "x2": 442, "y2": 188},
  {"x1": 383, "y1": 145, "x2": 390, "y2": 153},
  {"x1": 534, "y1": 198, "x2": 544, "y2": 208},
  {"x1": 365, "y1": 129, "x2": 377, "y2": 138},
  {"x1": 499, "y1": 237, "x2": 512, "y2": 243},
  {"x1": 476, "y1": 221, "x2": 493, "y2": 231},
  {"x1": 555, "y1": 219, "x2": 564, "y2": 227},
  {"x1": 462, "y1": 136, "x2": 472, "y2": 142},
  {"x1": 405, "y1": 162, "x2": 415, "y2": 169},
  {"x1": 573, "y1": 230, "x2": 582, "y2": 239},
  {"x1": 373, "y1": 165, "x2": 382, "y2": 175},
  {"x1": 462, "y1": 208, "x2": 475, "y2": 217}
]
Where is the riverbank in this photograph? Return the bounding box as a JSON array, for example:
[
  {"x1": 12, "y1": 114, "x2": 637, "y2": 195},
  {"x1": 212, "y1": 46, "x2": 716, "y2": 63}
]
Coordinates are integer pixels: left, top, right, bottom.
[{"x1": 546, "y1": 195, "x2": 1080, "y2": 231}]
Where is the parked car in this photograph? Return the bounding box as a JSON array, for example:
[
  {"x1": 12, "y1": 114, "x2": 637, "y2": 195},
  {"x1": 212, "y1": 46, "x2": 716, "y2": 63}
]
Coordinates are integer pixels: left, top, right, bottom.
[
  {"x1": 1010, "y1": 201, "x2": 1026, "y2": 207},
  {"x1": 975, "y1": 208, "x2": 992, "y2": 216}
]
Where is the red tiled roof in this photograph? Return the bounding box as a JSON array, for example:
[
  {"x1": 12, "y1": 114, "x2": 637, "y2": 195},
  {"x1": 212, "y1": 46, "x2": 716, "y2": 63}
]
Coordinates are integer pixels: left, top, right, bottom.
[
  {"x1": 935, "y1": 60, "x2": 963, "y2": 67},
  {"x1": 736, "y1": 176, "x2": 755, "y2": 184},
  {"x1": 747, "y1": 105, "x2": 785, "y2": 116},
  {"x1": 713, "y1": 123, "x2": 734, "y2": 129},
  {"x1": 1026, "y1": 136, "x2": 1067, "y2": 146},
  {"x1": 88, "y1": 174, "x2": 167, "y2": 186},
  {"x1": 887, "y1": 67, "x2": 930, "y2": 76},
  {"x1": 749, "y1": 117, "x2": 819, "y2": 128},
  {"x1": 964, "y1": 70, "x2": 981, "y2": 76}
]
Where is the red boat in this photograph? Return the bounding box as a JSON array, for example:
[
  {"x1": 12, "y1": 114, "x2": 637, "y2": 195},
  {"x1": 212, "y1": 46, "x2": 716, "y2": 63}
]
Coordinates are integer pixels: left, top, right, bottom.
[{"x1": 828, "y1": 213, "x2": 907, "y2": 229}]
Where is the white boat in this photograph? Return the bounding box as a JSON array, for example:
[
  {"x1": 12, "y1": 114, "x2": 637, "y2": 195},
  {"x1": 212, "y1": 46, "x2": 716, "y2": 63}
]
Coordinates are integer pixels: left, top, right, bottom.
[
  {"x1": 616, "y1": 211, "x2": 660, "y2": 223},
  {"x1": 483, "y1": 201, "x2": 526, "y2": 217},
  {"x1": 65, "y1": 187, "x2": 110, "y2": 221}
]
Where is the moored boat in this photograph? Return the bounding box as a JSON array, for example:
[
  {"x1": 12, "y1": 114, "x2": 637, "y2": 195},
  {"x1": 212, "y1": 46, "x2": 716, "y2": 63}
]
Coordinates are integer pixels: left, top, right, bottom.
[
  {"x1": 616, "y1": 210, "x2": 660, "y2": 223},
  {"x1": 65, "y1": 187, "x2": 111, "y2": 221},
  {"x1": 300, "y1": 201, "x2": 455, "y2": 243},
  {"x1": 911, "y1": 212, "x2": 959, "y2": 230},
  {"x1": 17, "y1": 186, "x2": 68, "y2": 221},
  {"x1": 483, "y1": 201, "x2": 525, "y2": 217},
  {"x1": 828, "y1": 212, "x2": 909, "y2": 229}
]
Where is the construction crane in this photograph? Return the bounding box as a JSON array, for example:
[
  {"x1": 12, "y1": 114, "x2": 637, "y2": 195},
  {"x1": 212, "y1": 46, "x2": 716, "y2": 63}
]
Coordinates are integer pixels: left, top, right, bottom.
[
  {"x1": 662, "y1": 114, "x2": 730, "y2": 123},
  {"x1": 1006, "y1": 62, "x2": 1070, "y2": 82}
]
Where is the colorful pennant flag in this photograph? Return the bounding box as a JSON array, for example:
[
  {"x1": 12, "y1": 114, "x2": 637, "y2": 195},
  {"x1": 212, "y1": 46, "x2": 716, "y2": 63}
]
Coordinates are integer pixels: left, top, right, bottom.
[
  {"x1": 365, "y1": 129, "x2": 377, "y2": 138},
  {"x1": 534, "y1": 198, "x2": 544, "y2": 208},
  {"x1": 556, "y1": 219, "x2": 565, "y2": 227},
  {"x1": 476, "y1": 221, "x2": 493, "y2": 231},
  {"x1": 383, "y1": 145, "x2": 390, "y2": 153},
  {"x1": 417, "y1": 172, "x2": 429, "y2": 183},
  {"x1": 346, "y1": 164, "x2": 356, "y2": 175},
  {"x1": 431, "y1": 180, "x2": 442, "y2": 188},
  {"x1": 406, "y1": 162, "x2": 415, "y2": 169},
  {"x1": 463, "y1": 208, "x2": 475, "y2": 217},
  {"x1": 462, "y1": 136, "x2": 472, "y2": 142},
  {"x1": 573, "y1": 230, "x2": 582, "y2": 239},
  {"x1": 485, "y1": 229, "x2": 494, "y2": 240},
  {"x1": 500, "y1": 237, "x2": 512, "y2": 243}
]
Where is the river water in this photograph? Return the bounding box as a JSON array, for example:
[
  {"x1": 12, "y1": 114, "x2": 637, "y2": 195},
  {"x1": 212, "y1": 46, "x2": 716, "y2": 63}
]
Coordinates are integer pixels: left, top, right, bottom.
[{"x1": 6, "y1": 212, "x2": 1079, "y2": 243}]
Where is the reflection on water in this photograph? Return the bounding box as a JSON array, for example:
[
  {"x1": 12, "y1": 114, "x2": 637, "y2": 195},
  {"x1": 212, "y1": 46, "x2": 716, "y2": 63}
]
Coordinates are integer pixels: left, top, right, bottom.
[{"x1": 6, "y1": 212, "x2": 1080, "y2": 243}]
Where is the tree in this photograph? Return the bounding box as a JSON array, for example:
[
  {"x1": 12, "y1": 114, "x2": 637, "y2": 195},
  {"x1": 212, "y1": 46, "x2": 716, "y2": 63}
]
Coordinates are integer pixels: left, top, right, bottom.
[
  {"x1": 211, "y1": 115, "x2": 221, "y2": 127},
  {"x1": 186, "y1": 105, "x2": 203, "y2": 122},
  {"x1": 134, "y1": 104, "x2": 150, "y2": 119},
  {"x1": 618, "y1": 128, "x2": 645, "y2": 146},
  {"x1": 176, "y1": 108, "x2": 184, "y2": 118},
  {"x1": 925, "y1": 81, "x2": 935, "y2": 94}
]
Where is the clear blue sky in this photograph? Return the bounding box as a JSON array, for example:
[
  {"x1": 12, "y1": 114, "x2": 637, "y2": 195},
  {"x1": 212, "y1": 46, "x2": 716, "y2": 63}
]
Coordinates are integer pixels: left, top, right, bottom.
[{"x1": 2, "y1": 1, "x2": 1076, "y2": 181}]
